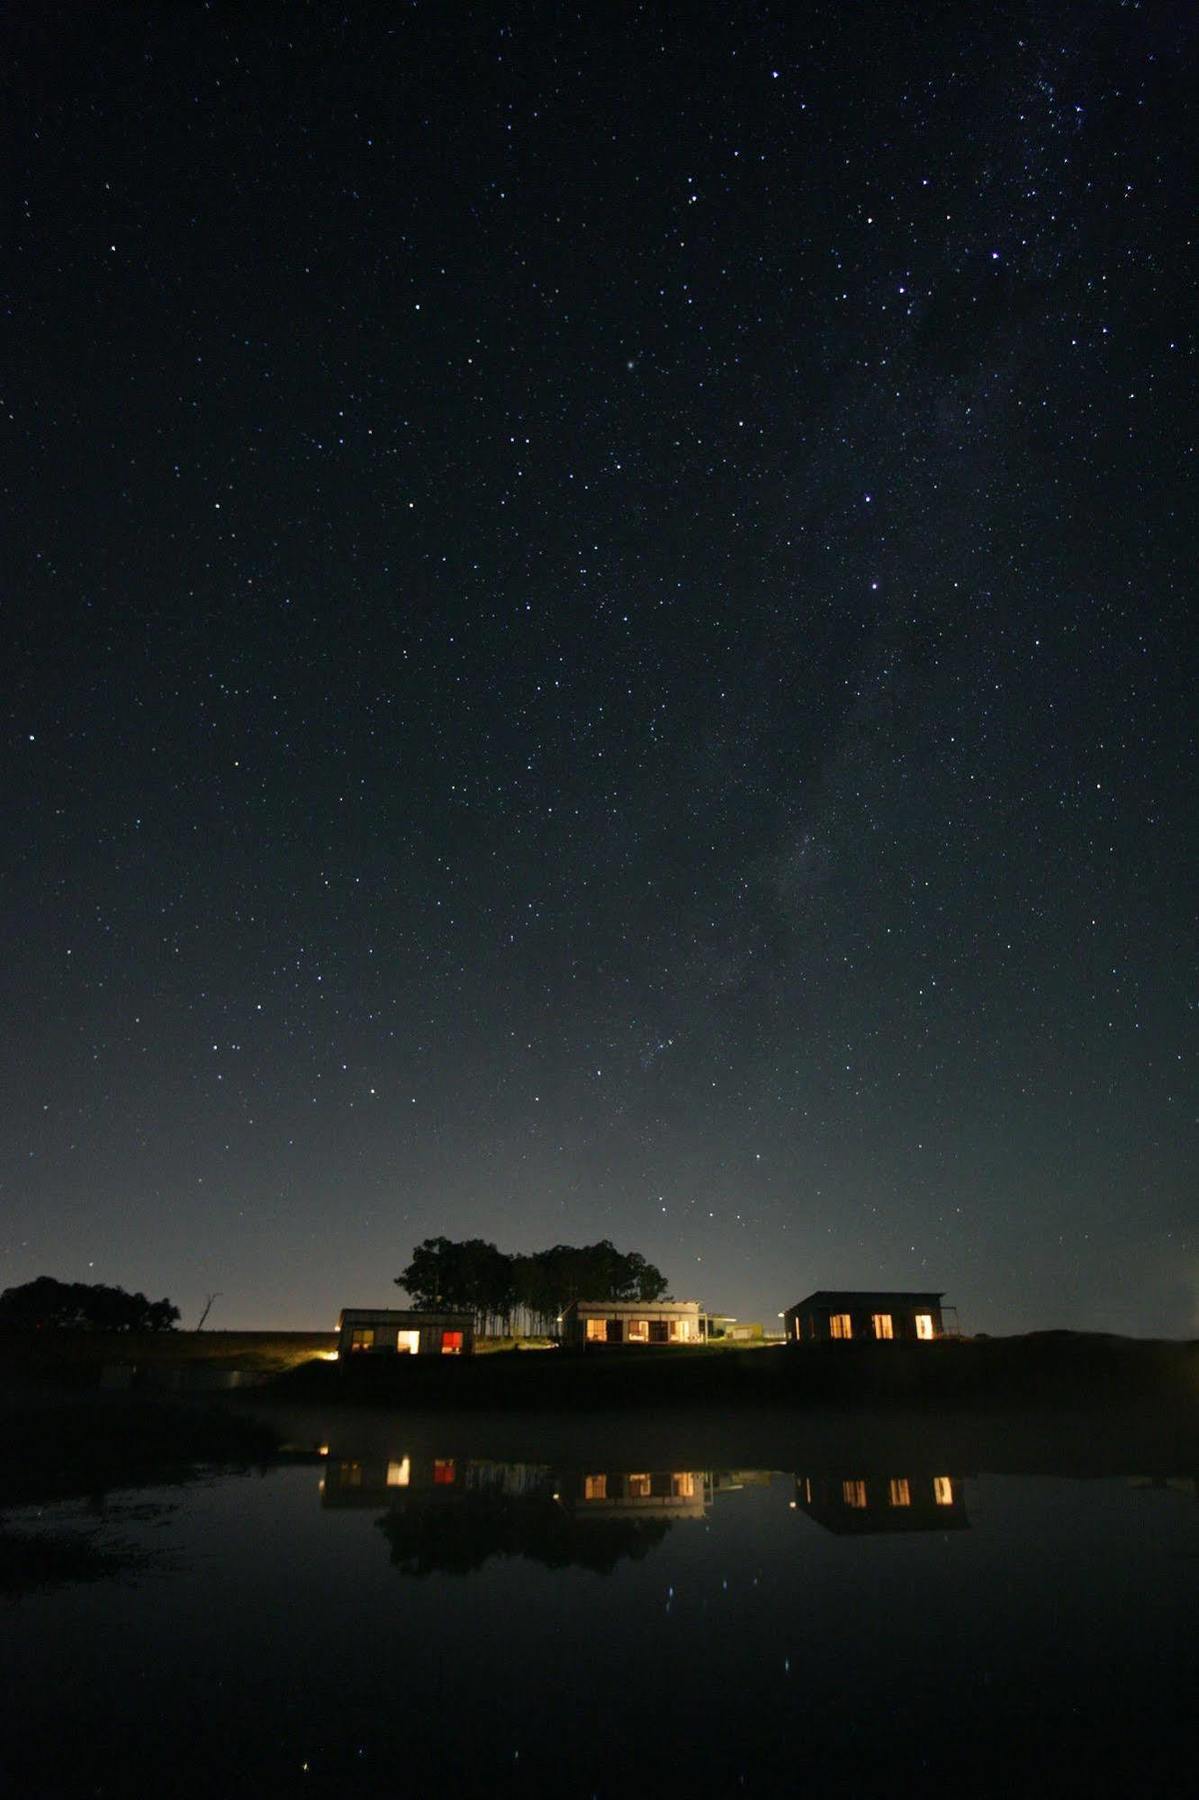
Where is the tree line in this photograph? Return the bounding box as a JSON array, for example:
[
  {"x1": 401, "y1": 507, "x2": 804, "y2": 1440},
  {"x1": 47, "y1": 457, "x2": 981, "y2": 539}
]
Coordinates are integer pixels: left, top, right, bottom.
[
  {"x1": 396, "y1": 1237, "x2": 670, "y2": 1337},
  {"x1": 0, "y1": 1276, "x2": 180, "y2": 1333}
]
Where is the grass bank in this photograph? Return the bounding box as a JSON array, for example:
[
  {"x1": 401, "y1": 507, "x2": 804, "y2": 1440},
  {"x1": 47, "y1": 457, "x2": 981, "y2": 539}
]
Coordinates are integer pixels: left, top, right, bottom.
[
  {"x1": 266, "y1": 1331, "x2": 1199, "y2": 1415},
  {"x1": 0, "y1": 1388, "x2": 280, "y2": 1509},
  {"x1": 0, "y1": 1328, "x2": 336, "y2": 1387}
]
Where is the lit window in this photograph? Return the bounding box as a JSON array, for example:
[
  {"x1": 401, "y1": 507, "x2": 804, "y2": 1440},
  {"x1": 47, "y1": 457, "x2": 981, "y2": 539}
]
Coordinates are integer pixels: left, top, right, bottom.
[
  {"x1": 339, "y1": 1461, "x2": 363, "y2": 1486},
  {"x1": 585, "y1": 1317, "x2": 607, "y2": 1340},
  {"x1": 872, "y1": 1313, "x2": 894, "y2": 1340},
  {"x1": 915, "y1": 1313, "x2": 935, "y2": 1340},
  {"x1": 627, "y1": 1473, "x2": 652, "y2": 1498},
  {"x1": 441, "y1": 1330, "x2": 464, "y2": 1355},
  {"x1": 842, "y1": 1479, "x2": 868, "y2": 1508},
  {"x1": 829, "y1": 1313, "x2": 853, "y2": 1339},
  {"x1": 583, "y1": 1474, "x2": 608, "y2": 1501},
  {"x1": 934, "y1": 1476, "x2": 954, "y2": 1506},
  {"x1": 671, "y1": 1472, "x2": 696, "y2": 1498},
  {"x1": 626, "y1": 1319, "x2": 649, "y2": 1342},
  {"x1": 792, "y1": 1316, "x2": 802, "y2": 1340},
  {"x1": 670, "y1": 1318, "x2": 692, "y2": 1340},
  {"x1": 396, "y1": 1330, "x2": 420, "y2": 1355},
  {"x1": 432, "y1": 1459, "x2": 456, "y2": 1485},
  {"x1": 888, "y1": 1478, "x2": 911, "y2": 1507},
  {"x1": 349, "y1": 1327, "x2": 374, "y2": 1352},
  {"x1": 387, "y1": 1458, "x2": 410, "y2": 1488}
]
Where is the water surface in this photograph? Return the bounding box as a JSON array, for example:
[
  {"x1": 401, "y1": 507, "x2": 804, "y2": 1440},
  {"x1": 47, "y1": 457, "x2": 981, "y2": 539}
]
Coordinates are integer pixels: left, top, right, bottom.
[{"x1": 4, "y1": 1416, "x2": 1195, "y2": 1796}]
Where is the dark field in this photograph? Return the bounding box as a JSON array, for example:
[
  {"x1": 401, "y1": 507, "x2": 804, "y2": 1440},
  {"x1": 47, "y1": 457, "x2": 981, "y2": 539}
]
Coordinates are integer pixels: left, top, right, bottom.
[{"x1": 4, "y1": 1329, "x2": 1196, "y2": 1509}]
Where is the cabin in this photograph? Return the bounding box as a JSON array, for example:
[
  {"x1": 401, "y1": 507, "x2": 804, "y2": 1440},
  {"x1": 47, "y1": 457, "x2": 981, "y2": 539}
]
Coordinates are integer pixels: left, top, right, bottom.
[
  {"x1": 793, "y1": 1472, "x2": 969, "y2": 1534},
  {"x1": 336, "y1": 1307, "x2": 475, "y2": 1358},
  {"x1": 559, "y1": 1298, "x2": 702, "y2": 1347},
  {"x1": 707, "y1": 1314, "x2": 765, "y2": 1342},
  {"x1": 322, "y1": 1450, "x2": 466, "y2": 1506},
  {"x1": 560, "y1": 1469, "x2": 711, "y2": 1520},
  {"x1": 783, "y1": 1290, "x2": 945, "y2": 1344}
]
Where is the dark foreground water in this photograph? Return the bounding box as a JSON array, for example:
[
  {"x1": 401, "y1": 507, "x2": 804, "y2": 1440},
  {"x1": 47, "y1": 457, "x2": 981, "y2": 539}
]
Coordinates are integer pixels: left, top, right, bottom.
[{"x1": 3, "y1": 1414, "x2": 1196, "y2": 1798}]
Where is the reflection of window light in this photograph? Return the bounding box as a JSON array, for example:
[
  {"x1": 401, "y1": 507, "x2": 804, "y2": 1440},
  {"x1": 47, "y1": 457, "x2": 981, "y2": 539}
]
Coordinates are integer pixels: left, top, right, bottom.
[
  {"x1": 842, "y1": 1479, "x2": 868, "y2": 1508},
  {"x1": 872, "y1": 1313, "x2": 894, "y2": 1340},
  {"x1": 627, "y1": 1473, "x2": 652, "y2": 1498},
  {"x1": 387, "y1": 1458, "x2": 410, "y2": 1488},
  {"x1": 830, "y1": 1313, "x2": 852, "y2": 1339},
  {"x1": 934, "y1": 1476, "x2": 954, "y2": 1506},
  {"x1": 583, "y1": 1473, "x2": 608, "y2": 1501},
  {"x1": 888, "y1": 1478, "x2": 911, "y2": 1507},
  {"x1": 915, "y1": 1313, "x2": 935, "y2": 1340}
]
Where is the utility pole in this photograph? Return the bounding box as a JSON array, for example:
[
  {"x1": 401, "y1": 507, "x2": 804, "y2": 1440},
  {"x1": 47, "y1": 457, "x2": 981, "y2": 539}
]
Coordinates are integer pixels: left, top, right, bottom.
[{"x1": 196, "y1": 1293, "x2": 221, "y2": 1331}]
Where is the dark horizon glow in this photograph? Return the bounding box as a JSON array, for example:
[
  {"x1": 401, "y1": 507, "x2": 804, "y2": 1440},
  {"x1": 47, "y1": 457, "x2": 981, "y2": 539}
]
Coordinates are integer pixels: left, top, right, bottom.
[{"x1": 5, "y1": 4, "x2": 1194, "y2": 1336}]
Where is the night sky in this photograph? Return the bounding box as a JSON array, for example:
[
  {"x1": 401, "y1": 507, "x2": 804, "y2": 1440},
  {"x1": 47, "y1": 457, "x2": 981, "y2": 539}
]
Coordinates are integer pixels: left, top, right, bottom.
[{"x1": 6, "y1": 4, "x2": 1195, "y2": 1335}]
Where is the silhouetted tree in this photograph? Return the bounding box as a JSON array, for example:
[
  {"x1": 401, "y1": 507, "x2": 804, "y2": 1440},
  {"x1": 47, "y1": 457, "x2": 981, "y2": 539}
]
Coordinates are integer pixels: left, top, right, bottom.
[
  {"x1": 396, "y1": 1237, "x2": 461, "y2": 1310},
  {"x1": 0, "y1": 1277, "x2": 180, "y2": 1333},
  {"x1": 396, "y1": 1238, "x2": 512, "y2": 1325},
  {"x1": 396, "y1": 1237, "x2": 669, "y2": 1335},
  {"x1": 376, "y1": 1490, "x2": 671, "y2": 1577}
]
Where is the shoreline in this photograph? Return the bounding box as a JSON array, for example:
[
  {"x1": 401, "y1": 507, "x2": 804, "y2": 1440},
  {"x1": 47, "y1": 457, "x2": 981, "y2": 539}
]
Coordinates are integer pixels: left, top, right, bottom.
[{"x1": 3, "y1": 1330, "x2": 1195, "y2": 1509}]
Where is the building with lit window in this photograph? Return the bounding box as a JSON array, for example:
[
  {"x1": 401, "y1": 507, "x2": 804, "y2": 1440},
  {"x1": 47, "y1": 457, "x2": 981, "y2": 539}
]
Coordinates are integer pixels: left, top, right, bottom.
[
  {"x1": 783, "y1": 1291, "x2": 946, "y2": 1344},
  {"x1": 559, "y1": 1298, "x2": 702, "y2": 1346},
  {"x1": 559, "y1": 1468, "x2": 712, "y2": 1518},
  {"x1": 335, "y1": 1307, "x2": 475, "y2": 1358},
  {"x1": 793, "y1": 1471, "x2": 969, "y2": 1534},
  {"x1": 321, "y1": 1449, "x2": 466, "y2": 1505}
]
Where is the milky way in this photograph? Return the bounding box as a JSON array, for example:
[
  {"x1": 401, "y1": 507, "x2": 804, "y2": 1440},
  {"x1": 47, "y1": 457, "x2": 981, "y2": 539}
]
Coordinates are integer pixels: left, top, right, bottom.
[{"x1": 5, "y1": 4, "x2": 1194, "y2": 1331}]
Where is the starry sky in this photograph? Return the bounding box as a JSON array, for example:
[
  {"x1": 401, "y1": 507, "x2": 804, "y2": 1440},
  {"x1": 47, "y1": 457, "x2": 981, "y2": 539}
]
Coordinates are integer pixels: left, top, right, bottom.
[{"x1": 5, "y1": 3, "x2": 1195, "y2": 1335}]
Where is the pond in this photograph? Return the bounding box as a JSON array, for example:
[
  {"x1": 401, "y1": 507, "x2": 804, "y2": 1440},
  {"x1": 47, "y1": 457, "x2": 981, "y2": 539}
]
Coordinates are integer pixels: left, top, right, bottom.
[{"x1": 3, "y1": 1412, "x2": 1196, "y2": 1796}]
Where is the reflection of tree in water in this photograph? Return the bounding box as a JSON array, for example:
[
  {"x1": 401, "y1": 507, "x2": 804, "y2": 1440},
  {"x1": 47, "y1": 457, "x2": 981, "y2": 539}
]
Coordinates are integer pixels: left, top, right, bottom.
[
  {"x1": 376, "y1": 1491, "x2": 671, "y2": 1576},
  {"x1": 0, "y1": 1522, "x2": 166, "y2": 1596}
]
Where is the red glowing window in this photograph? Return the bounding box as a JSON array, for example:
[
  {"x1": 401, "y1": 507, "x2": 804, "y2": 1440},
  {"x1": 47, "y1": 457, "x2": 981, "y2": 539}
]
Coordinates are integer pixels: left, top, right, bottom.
[
  {"x1": 441, "y1": 1330, "x2": 464, "y2": 1355},
  {"x1": 433, "y1": 1459, "x2": 457, "y2": 1485}
]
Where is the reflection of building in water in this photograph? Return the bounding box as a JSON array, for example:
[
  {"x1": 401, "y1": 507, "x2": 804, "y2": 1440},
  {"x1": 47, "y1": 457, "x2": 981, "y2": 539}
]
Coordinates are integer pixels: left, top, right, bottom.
[
  {"x1": 793, "y1": 1473, "x2": 969, "y2": 1534},
  {"x1": 559, "y1": 1469, "x2": 712, "y2": 1520},
  {"x1": 321, "y1": 1454, "x2": 548, "y2": 1508},
  {"x1": 317, "y1": 1451, "x2": 748, "y2": 1575},
  {"x1": 1128, "y1": 1476, "x2": 1199, "y2": 1501}
]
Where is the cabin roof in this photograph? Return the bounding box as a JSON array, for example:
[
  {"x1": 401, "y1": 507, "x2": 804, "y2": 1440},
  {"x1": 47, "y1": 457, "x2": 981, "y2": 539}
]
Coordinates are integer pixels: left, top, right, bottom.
[
  {"x1": 338, "y1": 1307, "x2": 475, "y2": 1327},
  {"x1": 787, "y1": 1290, "x2": 944, "y2": 1309},
  {"x1": 561, "y1": 1297, "x2": 700, "y2": 1315}
]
